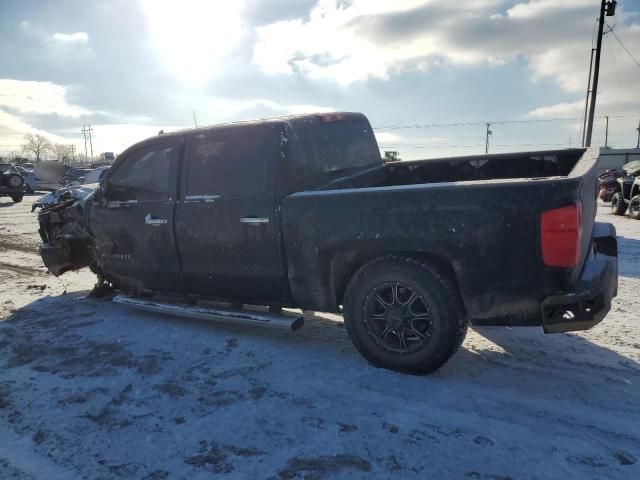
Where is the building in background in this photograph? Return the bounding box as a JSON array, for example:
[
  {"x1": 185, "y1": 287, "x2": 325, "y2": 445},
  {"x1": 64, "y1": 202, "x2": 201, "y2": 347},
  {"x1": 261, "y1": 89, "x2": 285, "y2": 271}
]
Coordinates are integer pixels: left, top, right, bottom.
[
  {"x1": 597, "y1": 147, "x2": 640, "y2": 172},
  {"x1": 99, "y1": 152, "x2": 116, "y2": 163}
]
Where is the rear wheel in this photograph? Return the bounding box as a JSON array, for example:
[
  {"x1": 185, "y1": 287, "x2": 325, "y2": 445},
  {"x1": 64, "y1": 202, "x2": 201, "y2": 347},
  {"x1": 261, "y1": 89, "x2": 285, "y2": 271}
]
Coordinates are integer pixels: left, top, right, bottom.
[
  {"x1": 611, "y1": 192, "x2": 627, "y2": 216},
  {"x1": 629, "y1": 195, "x2": 640, "y2": 220},
  {"x1": 343, "y1": 256, "x2": 467, "y2": 374},
  {"x1": 10, "y1": 194, "x2": 23, "y2": 203}
]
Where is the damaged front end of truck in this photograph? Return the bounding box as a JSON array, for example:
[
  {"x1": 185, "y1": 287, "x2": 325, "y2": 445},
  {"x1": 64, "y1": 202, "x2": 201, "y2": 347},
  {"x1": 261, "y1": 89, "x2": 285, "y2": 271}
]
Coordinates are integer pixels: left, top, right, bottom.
[{"x1": 36, "y1": 187, "x2": 96, "y2": 277}]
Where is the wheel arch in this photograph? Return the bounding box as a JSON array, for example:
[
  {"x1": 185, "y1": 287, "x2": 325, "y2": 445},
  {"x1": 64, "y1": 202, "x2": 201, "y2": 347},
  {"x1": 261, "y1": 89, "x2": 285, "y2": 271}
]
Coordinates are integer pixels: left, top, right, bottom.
[{"x1": 330, "y1": 250, "x2": 466, "y2": 313}]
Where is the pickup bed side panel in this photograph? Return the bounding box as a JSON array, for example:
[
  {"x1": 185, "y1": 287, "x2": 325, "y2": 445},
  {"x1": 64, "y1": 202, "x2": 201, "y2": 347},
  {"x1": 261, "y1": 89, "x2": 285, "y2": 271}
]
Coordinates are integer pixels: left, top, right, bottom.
[{"x1": 281, "y1": 177, "x2": 583, "y2": 324}]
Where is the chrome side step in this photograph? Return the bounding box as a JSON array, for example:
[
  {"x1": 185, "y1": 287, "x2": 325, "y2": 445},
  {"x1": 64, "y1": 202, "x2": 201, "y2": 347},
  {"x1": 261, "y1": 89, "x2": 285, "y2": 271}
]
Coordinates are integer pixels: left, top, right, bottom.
[{"x1": 112, "y1": 295, "x2": 304, "y2": 331}]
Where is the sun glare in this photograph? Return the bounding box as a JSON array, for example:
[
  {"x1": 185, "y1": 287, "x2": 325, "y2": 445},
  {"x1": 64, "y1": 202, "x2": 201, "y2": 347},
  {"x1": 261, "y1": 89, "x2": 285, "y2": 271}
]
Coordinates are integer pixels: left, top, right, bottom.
[{"x1": 139, "y1": 0, "x2": 245, "y2": 88}]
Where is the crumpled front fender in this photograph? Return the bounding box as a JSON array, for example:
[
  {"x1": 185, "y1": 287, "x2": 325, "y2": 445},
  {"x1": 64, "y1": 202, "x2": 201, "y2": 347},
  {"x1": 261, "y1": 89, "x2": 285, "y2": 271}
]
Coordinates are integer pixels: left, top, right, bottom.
[{"x1": 37, "y1": 191, "x2": 96, "y2": 276}]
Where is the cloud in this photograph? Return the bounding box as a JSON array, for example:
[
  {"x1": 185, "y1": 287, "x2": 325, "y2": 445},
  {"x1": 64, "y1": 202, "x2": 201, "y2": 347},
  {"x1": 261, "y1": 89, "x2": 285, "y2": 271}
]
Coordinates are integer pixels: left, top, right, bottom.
[
  {"x1": 252, "y1": 0, "x2": 431, "y2": 84},
  {"x1": 251, "y1": 0, "x2": 625, "y2": 87},
  {"x1": 20, "y1": 20, "x2": 93, "y2": 59},
  {"x1": 0, "y1": 79, "x2": 94, "y2": 117},
  {"x1": 52, "y1": 32, "x2": 89, "y2": 44},
  {"x1": 251, "y1": 0, "x2": 640, "y2": 148},
  {"x1": 0, "y1": 79, "x2": 99, "y2": 153},
  {"x1": 527, "y1": 101, "x2": 584, "y2": 118},
  {"x1": 252, "y1": 0, "x2": 515, "y2": 84},
  {"x1": 525, "y1": 19, "x2": 640, "y2": 142},
  {"x1": 0, "y1": 108, "x2": 69, "y2": 153}
]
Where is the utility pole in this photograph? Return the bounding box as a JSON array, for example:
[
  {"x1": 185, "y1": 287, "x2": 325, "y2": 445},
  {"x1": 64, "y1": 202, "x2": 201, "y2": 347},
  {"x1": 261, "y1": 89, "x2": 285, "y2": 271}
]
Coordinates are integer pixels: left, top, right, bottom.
[
  {"x1": 485, "y1": 123, "x2": 492, "y2": 154},
  {"x1": 585, "y1": 0, "x2": 617, "y2": 147},
  {"x1": 605, "y1": 116, "x2": 609, "y2": 147},
  {"x1": 81, "y1": 125, "x2": 88, "y2": 165},
  {"x1": 581, "y1": 48, "x2": 596, "y2": 146},
  {"x1": 82, "y1": 125, "x2": 94, "y2": 166},
  {"x1": 193, "y1": 110, "x2": 198, "y2": 128},
  {"x1": 636, "y1": 120, "x2": 640, "y2": 149},
  {"x1": 88, "y1": 126, "x2": 94, "y2": 167}
]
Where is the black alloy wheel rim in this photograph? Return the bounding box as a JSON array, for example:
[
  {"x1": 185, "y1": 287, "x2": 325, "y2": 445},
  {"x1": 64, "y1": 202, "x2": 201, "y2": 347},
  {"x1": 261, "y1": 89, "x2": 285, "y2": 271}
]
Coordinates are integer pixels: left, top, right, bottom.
[{"x1": 363, "y1": 282, "x2": 434, "y2": 354}]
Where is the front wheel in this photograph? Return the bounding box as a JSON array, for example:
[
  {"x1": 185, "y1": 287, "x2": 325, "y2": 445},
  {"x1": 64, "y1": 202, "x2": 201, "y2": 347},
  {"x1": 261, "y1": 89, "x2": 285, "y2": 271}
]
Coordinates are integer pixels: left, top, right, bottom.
[
  {"x1": 11, "y1": 194, "x2": 23, "y2": 203},
  {"x1": 611, "y1": 192, "x2": 627, "y2": 216},
  {"x1": 343, "y1": 256, "x2": 468, "y2": 374},
  {"x1": 629, "y1": 195, "x2": 640, "y2": 220}
]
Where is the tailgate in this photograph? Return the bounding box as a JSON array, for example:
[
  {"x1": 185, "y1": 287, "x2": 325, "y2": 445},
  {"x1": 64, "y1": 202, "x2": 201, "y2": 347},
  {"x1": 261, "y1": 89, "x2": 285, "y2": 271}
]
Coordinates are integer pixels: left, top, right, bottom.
[{"x1": 569, "y1": 147, "x2": 601, "y2": 279}]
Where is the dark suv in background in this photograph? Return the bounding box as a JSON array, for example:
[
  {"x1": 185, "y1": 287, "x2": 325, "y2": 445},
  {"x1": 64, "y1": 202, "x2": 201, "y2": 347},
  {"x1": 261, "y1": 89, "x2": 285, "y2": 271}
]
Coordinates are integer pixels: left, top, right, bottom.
[{"x1": 0, "y1": 163, "x2": 25, "y2": 203}]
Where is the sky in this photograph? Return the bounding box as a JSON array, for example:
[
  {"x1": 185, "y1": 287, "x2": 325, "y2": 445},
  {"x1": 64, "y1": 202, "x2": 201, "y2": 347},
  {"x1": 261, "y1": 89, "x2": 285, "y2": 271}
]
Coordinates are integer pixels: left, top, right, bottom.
[{"x1": 1, "y1": 0, "x2": 639, "y2": 161}]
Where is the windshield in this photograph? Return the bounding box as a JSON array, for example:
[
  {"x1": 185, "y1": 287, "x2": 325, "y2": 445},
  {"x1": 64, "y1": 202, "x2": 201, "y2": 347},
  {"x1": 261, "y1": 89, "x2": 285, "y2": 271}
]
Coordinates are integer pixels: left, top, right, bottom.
[
  {"x1": 0, "y1": 163, "x2": 14, "y2": 175},
  {"x1": 289, "y1": 119, "x2": 380, "y2": 184},
  {"x1": 82, "y1": 167, "x2": 109, "y2": 184}
]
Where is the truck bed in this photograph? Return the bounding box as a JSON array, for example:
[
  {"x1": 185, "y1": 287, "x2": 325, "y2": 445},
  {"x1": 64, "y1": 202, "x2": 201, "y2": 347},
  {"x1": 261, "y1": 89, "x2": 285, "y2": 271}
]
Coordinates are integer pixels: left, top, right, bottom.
[
  {"x1": 317, "y1": 149, "x2": 586, "y2": 191},
  {"x1": 281, "y1": 148, "x2": 601, "y2": 326}
]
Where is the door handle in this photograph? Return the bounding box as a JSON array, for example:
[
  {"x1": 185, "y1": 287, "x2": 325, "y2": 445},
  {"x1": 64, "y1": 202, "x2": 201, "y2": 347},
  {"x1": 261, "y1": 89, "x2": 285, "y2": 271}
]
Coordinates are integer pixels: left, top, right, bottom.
[
  {"x1": 240, "y1": 217, "x2": 269, "y2": 225},
  {"x1": 145, "y1": 214, "x2": 168, "y2": 226}
]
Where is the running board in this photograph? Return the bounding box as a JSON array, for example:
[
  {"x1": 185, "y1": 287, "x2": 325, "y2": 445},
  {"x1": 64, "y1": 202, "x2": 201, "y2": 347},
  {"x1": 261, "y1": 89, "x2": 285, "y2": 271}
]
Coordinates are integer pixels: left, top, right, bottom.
[{"x1": 112, "y1": 295, "x2": 304, "y2": 331}]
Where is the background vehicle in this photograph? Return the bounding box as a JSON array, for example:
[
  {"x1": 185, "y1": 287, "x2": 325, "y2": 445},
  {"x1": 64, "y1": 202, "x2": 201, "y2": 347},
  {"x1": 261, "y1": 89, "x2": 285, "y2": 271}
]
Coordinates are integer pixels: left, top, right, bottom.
[
  {"x1": 31, "y1": 167, "x2": 111, "y2": 211},
  {"x1": 15, "y1": 165, "x2": 39, "y2": 194},
  {"x1": 598, "y1": 168, "x2": 623, "y2": 202},
  {"x1": 77, "y1": 166, "x2": 110, "y2": 185},
  {"x1": 62, "y1": 167, "x2": 92, "y2": 185},
  {"x1": 0, "y1": 163, "x2": 25, "y2": 202},
  {"x1": 610, "y1": 161, "x2": 640, "y2": 217},
  {"x1": 37, "y1": 112, "x2": 618, "y2": 374},
  {"x1": 33, "y1": 161, "x2": 65, "y2": 192}
]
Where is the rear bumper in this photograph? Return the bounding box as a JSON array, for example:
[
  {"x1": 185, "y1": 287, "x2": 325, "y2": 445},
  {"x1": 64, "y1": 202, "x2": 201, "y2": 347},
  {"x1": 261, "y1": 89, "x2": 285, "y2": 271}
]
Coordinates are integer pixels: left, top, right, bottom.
[{"x1": 541, "y1": 222, "x2": 618, "y2": 333}]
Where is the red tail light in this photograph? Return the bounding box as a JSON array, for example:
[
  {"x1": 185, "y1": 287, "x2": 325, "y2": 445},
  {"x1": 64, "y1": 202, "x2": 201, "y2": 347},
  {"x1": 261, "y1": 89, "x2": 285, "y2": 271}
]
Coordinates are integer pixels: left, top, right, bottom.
[{"x1": 541, "y1": 203, "x2": 582, "y2": 268}]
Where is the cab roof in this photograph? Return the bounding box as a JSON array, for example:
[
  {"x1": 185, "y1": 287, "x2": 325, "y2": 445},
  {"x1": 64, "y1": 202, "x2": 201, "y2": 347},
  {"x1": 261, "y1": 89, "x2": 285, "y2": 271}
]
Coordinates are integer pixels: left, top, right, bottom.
[{"x1": 124, "y1": 112, "x2": 369, "y2": 152}]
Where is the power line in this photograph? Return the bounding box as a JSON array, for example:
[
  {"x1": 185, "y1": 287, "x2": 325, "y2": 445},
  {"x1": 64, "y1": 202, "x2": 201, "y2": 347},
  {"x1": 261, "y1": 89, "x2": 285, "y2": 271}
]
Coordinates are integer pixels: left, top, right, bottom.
[
  {"x1": 378, "y1": 142, "x2": 571, "y2": 149},
  {"x1": 372, "y1": 114, "x2": 635, "y2": 131},
  {"x1": 374, "y1": 117, "x2": 580, "y2": 130},
  {"x1": 606, "y1": 23, "x2": 640, "y2": 69}
]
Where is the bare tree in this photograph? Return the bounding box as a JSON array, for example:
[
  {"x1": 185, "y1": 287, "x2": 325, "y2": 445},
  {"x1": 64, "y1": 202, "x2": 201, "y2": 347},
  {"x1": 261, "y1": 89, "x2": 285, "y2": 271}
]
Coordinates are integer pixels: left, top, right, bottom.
[
  {"x1": 52, "y1": 143, "x2": 74, "y2": 164},
  {"x1": 21, "y1": 134, "x2": 52, "y2": 163}
]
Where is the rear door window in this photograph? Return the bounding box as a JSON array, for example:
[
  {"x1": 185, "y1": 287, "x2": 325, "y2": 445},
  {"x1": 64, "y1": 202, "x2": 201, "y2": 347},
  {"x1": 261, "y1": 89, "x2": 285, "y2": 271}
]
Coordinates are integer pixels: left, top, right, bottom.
[
  {"x1": 289, "y1": 119, "x2": 380, "y2": 185},
  {"x1": 185, "y1": 127, "x2": 274, "y2": 199}
]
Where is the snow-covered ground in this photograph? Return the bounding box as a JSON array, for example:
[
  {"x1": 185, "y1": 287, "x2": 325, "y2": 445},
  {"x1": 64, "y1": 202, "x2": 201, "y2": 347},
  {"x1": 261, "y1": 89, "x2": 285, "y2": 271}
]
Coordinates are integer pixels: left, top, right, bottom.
[{"x1": 0, "y1": 196, "x2": 638, "y2": 479}]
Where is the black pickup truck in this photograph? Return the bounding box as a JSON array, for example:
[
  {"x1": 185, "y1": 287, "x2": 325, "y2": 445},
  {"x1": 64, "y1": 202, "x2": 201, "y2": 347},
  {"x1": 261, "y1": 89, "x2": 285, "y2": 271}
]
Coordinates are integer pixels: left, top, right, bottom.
[{"x1": 37, "y1": 112, "x2": 618, "y2": 373}]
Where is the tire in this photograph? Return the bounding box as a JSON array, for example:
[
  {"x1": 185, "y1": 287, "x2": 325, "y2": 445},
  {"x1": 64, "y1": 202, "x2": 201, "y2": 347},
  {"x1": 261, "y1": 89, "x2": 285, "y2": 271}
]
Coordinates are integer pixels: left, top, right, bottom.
[
  {"x1": 25, "y1": 184, "x2": 34, "y2": 194},
  {"x1": 611, "y1": 192, "x2": 627, "y2": 216},
  {"x1": 4, "y1": 174, "x2": 24, "y2": 189},
  {"x1": 11, "y1": 194, "x2": 23, "y2": 203},
  {"x1": 343, "y1": 255, "x2": 468, "y2": 374},
  {"x1": 629, "y1": 195, "x2": 640, "y2": 220}
]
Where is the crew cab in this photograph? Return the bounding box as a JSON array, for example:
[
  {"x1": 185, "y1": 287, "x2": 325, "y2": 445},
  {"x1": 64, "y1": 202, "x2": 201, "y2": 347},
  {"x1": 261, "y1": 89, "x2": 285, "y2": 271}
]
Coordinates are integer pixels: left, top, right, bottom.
[{"x1": 36, "y1": 112, "x2": 618, "y2": 373}]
